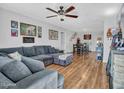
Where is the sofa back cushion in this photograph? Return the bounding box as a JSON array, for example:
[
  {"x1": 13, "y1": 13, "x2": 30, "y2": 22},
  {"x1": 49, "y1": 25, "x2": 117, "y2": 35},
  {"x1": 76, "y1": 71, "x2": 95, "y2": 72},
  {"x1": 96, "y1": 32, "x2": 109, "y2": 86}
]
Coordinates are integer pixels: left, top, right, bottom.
[
  {"x1": 55, "y1": 49, "x2": 59, "y2": 53},
  {"x1": 23, "y1": 46, "x2": 36, "y2": 57},
  {"x1": 48, "y1": 46, "x2": 59, "y2": 54},
  {"x1": 0, "y1": 56, "x2": 15, "y2": 71},
  {"x1": 43, "y1": 46, "x2": 50, "y2": 54},
  {"x1": 21, "y1": 56, "x2": 45, "y2": 73},
  {"x1": 0, "y1": 52, "x2": 8, "y2": 57},
  {"x1": 1, "y1": 61, "x2": 32, "y2": 82},
  {"x1": 0, "y1": 47, "x2": 24, "y2": 55},
  {"x1": 48, "y1": 46, "x2": 52, "y2": 54},
  {"x1": 35, "y1": 46, "x2": 45, "y2": 55},
  {"x1": 51, "y1": 47, "x2": 56, "y2": 53}
]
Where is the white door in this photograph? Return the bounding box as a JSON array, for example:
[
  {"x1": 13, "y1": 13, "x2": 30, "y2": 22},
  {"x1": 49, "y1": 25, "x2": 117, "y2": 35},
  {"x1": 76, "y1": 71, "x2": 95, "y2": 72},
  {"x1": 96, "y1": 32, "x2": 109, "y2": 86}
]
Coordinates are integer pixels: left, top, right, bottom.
[{"x1": 60, "y1": 32, "x2": 65, "y2": 50}]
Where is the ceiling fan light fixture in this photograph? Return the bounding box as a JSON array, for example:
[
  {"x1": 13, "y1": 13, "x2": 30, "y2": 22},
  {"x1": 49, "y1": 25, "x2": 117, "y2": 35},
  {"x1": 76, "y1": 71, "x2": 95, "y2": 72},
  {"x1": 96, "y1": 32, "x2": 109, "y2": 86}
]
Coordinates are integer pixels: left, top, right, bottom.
[
  {"x1": 58, "y1": 15, "x2": 65, "y2": 21},
  {"x1": 59, "y1": 15, "x2": 64, "y2": 18},
  {"x1": 60, "y1": 18, "x2": 64, "y2": 21},
  {"x1": 46, "y1": 5, "x2": 78, "y2": 21},
  {"x1": 60, "y1": 6, "x2": 64, "y2": 10}
]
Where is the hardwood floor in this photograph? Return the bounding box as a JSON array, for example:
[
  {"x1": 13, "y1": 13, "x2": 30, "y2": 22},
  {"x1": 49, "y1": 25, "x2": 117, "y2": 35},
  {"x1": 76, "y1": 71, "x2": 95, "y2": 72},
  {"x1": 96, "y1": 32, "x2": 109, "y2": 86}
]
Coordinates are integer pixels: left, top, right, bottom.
[{"x1": 47, "y1": 52, "x2": 109, "y2": 89}]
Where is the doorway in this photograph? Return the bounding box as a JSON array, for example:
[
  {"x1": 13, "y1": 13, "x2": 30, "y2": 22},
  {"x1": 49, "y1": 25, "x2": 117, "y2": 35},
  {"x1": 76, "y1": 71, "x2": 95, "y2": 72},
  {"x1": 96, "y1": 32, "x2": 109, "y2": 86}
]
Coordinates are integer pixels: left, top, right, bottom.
[{"x1": 60, "y1": 32, "x2": 65, "y2": 51}]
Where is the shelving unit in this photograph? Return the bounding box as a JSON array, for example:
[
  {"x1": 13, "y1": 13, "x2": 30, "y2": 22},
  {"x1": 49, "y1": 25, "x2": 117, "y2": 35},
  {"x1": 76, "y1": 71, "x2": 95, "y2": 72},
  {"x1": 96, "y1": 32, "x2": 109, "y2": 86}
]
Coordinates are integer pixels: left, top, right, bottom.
[{"x1": 96, "y1": 41, "x2": 103, "y2": 61}]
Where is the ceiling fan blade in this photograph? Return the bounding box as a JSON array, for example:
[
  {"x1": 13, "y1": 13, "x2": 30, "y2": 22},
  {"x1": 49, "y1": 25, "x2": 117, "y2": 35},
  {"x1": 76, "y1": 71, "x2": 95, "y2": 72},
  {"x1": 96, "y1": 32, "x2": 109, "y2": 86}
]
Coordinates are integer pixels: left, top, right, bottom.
[
  {"x1": 65, "y1": 14, "x2": 78, "y2": 18},
  {"x1": 46, "y1": 15, "x2": 58, "y2": 18},
  {"x1": 46, "y1": 8, "x2": 58, "y2": 14},
  {"x1": 65, "y1": 6, "x2": 75, "y2": 13}
]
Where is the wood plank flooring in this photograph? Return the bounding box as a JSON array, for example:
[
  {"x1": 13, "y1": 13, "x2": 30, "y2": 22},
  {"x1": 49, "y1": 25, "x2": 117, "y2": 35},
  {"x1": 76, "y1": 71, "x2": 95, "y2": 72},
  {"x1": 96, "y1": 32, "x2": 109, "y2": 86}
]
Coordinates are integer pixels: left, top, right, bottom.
[{"x1": 47, "y1": 52, "x2": 109, "y2": 89}]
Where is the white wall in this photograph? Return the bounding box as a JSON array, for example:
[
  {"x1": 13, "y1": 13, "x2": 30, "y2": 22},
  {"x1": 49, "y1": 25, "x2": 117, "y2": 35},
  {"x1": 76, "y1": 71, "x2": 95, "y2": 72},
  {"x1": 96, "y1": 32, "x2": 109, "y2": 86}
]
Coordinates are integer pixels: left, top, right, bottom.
[
  {"x1": 0, "y1": 8, "x2": 103, "y2": 53},
  {"x1": 103, "y1": 15, "x2": 117, "y2": 63},
  {"x1": 91, "y1": 32, "x2": 103, "y2": 51},
  {"x1": 65, "y1": 31, "x2": 103, "y2": 52},
  {"x1": 0, "y1": 8, "x2": 72, "y2": 52},
  {"x1": 65, "y1": 31, "x2": 75, "y2": 53}
]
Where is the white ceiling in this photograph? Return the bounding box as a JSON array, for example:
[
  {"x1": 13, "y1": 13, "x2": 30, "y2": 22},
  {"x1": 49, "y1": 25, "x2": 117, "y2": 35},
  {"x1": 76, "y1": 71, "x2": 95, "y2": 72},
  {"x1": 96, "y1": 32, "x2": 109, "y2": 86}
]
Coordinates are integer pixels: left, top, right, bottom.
[{"x1": 0, "y1": 3, "x2": 122, "y2": 32}]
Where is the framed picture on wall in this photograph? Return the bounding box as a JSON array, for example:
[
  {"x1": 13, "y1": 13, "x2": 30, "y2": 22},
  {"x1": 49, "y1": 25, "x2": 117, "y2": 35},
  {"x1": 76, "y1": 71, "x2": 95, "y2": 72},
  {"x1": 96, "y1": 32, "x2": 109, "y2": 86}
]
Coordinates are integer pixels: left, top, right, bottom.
[
  {"x1": 23, "y1": 37, "x2": 35, "y2": 43},
  {"x1": 11, "y1": 20, "x2": 18, "y2": 37},
  {"x1": 84, "y1": 34, "x2": 91, "y2": 40},
  {"x1": 11, "y1": 28, "x2": 18, "y2": 37},
  {"x1": 38, "y1": 26, "x2": 42, "y2": 38},
  {"x1": 11, "y1": 20, "x2": 18, "y2": 28},
  {"x1": 20, "y1": 22, "x2": 37, "y2": 36},
  {"x1": 49, "y1": 29, "x2": 58, "y2": 40}
]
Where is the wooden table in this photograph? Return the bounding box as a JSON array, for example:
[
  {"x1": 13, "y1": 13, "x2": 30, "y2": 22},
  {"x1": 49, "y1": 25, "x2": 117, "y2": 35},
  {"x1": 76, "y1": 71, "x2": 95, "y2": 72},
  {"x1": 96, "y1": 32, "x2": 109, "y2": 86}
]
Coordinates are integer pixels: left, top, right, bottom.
[{"x1": 73, "y1": 44, "x2": 83, "y2": 54}]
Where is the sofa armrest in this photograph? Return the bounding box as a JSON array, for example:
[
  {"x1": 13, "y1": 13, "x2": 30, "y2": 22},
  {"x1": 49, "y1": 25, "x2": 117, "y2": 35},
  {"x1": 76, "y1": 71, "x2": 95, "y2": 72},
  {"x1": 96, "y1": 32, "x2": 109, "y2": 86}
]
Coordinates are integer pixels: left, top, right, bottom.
[{"x1": 15, "y1": 69, "x2": 58, "y2": 89}]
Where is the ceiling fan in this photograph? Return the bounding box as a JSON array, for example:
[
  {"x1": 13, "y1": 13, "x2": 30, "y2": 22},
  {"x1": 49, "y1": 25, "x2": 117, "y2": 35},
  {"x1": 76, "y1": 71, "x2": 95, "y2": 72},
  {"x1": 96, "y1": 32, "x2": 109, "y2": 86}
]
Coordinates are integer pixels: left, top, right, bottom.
[{"x1": 46, "y1": 6, "x2": 78, "y2": 21}]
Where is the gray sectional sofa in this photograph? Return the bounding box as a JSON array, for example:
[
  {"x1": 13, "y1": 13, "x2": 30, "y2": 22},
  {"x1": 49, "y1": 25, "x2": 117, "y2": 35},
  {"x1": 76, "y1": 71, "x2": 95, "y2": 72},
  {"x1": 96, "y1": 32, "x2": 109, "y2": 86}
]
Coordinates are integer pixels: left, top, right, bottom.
[
  {"x1": 0, "y1": 55, "x2": 64, "y2": 89},
  {"x1": 0, "y1": 46, "x2": 64, "y2": 89},
  {"x1": 0, "y1": 46, "x2": 63, "y2": 66}
]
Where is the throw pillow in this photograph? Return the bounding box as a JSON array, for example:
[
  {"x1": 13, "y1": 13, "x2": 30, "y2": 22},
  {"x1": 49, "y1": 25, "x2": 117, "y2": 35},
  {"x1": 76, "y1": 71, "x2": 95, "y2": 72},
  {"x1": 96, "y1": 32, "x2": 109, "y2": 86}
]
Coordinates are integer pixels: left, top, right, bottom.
[
  {"x1": 8, "y1": 51, "x2": 22, "y2": 61},
  {"x1": 1, "y1": 61, "x2": 32, "y2": 82}
]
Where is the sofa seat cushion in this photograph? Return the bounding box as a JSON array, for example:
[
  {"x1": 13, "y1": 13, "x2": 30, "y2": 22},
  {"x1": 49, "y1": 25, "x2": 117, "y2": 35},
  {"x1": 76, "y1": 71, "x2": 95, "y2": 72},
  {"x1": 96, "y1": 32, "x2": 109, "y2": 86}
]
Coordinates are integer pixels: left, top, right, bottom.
[
  {"x1": 0, "y1": 56, "x2": 15, "y2": 71},
  {"x1": 31, "y1": 55, "x2": 53, "y2": 61},
  {"x1": 0, "y1": 72, "x2": 16, "y2": 89},
  {"x1": 48, "y1": 46, "x2": 52, "y2": 54},
  {"x1": 43, "y1": 46, "x2": 50, "y2": 54},
  {"x1": 15, "y1": 69, "x2": 58, "y2": 89},
  {"x1": 23, "y1": 46, "x2": 36, "y2": 57},
  {"x1": 1, "y1": 61, "x2": 32, "y2": 82},
  {"x1": 21, "y1": 56, "x2": 45, "y2": 73}
]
